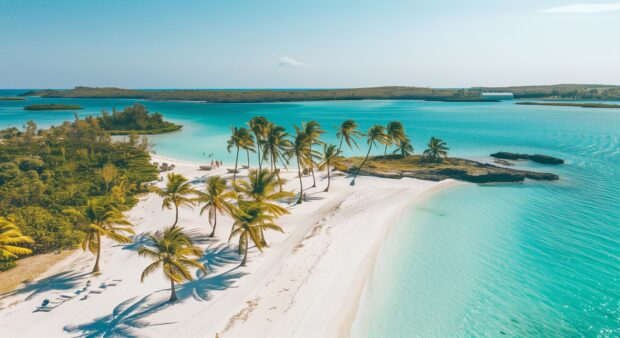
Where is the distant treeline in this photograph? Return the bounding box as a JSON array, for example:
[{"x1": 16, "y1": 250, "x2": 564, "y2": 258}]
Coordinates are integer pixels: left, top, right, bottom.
[
  {"x1": 21, "y1": 84, "x2": 620, "y2": 103},
  {"x1": 517, "y1": 101, "x2": 620, "y2": 109},
  {"x1": 24, "y1": 104, "x2": 83, "y2": 110},
  {"x1": 97, "y1": 104, "x2": 182, "y2": 135},
  {"x1": 0, "y1": 97, "x2": 26, "y2": 101}
]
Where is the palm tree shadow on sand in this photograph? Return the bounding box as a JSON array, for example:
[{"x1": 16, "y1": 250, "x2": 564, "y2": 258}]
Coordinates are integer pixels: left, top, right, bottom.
[
  {"x1": 119, "y1": 229, "x2": 216, "y2": 252},
  {"x1": 1, "y1": 271, "x2": 89, "y2": 301},
  {"x1": 64, "y1": 245, "x2": 245, "y2": 336},
  {"x1": 63, "y1": 293, "x2": 172, "y2": 338}
]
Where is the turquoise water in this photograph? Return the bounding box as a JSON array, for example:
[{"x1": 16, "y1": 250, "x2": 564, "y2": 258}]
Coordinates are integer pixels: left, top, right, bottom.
[{"x1": 1, "y1": 92, "x2": 619, "y2": 335}]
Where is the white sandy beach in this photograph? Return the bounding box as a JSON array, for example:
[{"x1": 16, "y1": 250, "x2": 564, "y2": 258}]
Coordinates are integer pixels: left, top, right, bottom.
[{"x1": 0, "y1": 154, "x2": 458, "y2": 337}]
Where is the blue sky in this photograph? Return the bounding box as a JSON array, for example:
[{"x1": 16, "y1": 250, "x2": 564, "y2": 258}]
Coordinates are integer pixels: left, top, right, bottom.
[{"x1": 1, "y1": 0, "x2": 619, "y2": 88}]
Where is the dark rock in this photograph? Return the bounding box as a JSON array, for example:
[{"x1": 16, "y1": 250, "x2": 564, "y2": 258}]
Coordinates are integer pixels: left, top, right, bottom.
[{"x1": 491, "y1": 152, "x2": 564, "y2": 165}]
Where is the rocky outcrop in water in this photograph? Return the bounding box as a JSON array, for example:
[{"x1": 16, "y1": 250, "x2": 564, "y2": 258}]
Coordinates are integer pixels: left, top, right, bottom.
[
  {"x1": 340, "y1": 156, "x2": 559, "y2": 184},
  {"x1": 490, "y1": 152, "x2": 564, "y2": 165}
]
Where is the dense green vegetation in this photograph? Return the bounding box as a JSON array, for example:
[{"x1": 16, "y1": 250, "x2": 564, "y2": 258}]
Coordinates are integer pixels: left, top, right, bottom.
[
  {"x1": 517, "y1": 101, "x2": 620, "y2": 109},
  {"x1": 0, "y1": 97, "x2": 26, "y2": 101},
  {"x1": 24, "y1": 104, "x2": 83, "y2": 110},
  {"x1": 0, "y1": 117, "x2": 158, "y2": 270},
  {"x1": 96, "y1": 103, "x2": 182, "y2": 134},
  {"x1": 21, "y1": 84, "x2": 620, "y2": 103}
]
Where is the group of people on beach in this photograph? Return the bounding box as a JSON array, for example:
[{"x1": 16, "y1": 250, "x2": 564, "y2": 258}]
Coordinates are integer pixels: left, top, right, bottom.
[{"x1": 211, "y1": 160, "x2": 223, "y2": 168}]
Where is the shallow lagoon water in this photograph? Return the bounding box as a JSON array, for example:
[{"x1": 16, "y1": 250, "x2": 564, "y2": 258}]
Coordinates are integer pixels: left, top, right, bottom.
[{"x1": 1, "y1": 92, "x2": 619, "y2": 335}]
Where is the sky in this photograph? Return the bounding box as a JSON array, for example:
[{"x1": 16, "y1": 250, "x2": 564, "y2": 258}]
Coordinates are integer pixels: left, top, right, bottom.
[{"x1": 1, "y1": 0, "x2": 619, "y2": 88}]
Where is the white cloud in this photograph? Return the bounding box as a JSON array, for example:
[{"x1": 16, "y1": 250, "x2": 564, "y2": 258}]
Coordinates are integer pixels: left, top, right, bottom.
[
  {"x1": 277, "y1": 56, "x2": 310, "y2": 68},
  {"x1": 540, "y1": 3, "x2": 620, "y2": 14}
]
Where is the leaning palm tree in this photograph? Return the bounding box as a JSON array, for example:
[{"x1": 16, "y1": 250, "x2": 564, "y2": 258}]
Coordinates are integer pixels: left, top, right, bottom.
[
  {"x1": 0, "y1": 217, "x2": 33, "y2": 259},
  {"x1": 227, "y1": 126, "x2": 244, "y2": 182},
  {"x1": 286, "y1": 126, "x2": 311, "y2": 204},
  {"x1": 303, "y1": 121, "x2": 325, "y2": 188},
  {"x1": 423, "y1": 137, "x2": 449, "y2": 161},
  {"x1": 151, "y1": 173, "x2": 198, "y2": 228},
  {"x1": 393, "y1": 138, "x2": 414, "y2": 158},
  {"x1": 336, "y1": 119, "x2": 363, "y2": 153},
  {"x1": 318, "y1": 144, "x2": 342, "y2": 192},
  {"x1": 229, "y1": 201, "x2": 283, "y2": 266},
  {"x1": 199, "y1": 176, "x2": 237, "y2": 238},
  {"x1": 351, "y1": 125, "x2": 388, "y2": 185},
  {"x1": 248, "y1": 116, "x2": 269, "y2": 171},
  {"x1": 384, "y1": 121, "x2": 406, "y2": 156},
  {"x1": 235, "y1": 169, "x2": 294, "y2": 245},
  {"x1": 261, "y1": 123, "x2": 292, "y2": 190},
  {"x1": 64, "y1": 198, "x2": 134, "y2": 273},
  {"x1": 238, "y1": 127, "x2": 255, "y2": 169},
  {"x1": 139, "y1": 226, "x2": 206, "y2": 302}
]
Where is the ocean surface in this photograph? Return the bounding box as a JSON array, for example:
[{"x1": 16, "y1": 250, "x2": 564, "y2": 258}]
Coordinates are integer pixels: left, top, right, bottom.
[{"x1": 1, "y1": 90, "x2": 619, "y2": 336}]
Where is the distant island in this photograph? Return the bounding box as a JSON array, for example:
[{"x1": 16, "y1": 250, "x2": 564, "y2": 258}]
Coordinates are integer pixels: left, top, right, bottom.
[
  {"x1": 517, "y1": 102, "x2": 620, "y2": 109},
  {"x1": 24, "y1": 104, "x2": 83, "y2": 110},
  {"x1": 20, "y1": 84, "x2": 620, "y2": 103},
  {"x1": 0, "y1": 97, "x2": 26, "y2": 101},
  {"x1": 97, "y1": 103, "x2": 182, "y2": 135}
]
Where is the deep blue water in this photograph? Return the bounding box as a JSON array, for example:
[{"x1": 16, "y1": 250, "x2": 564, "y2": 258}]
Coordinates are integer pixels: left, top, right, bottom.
[{"x1": 1, "y1": 92, "x2": 618, "y2": 336}]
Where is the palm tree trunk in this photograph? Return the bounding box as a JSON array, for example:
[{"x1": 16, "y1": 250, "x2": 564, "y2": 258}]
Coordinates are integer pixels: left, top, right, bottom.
[
  {"x1": 246, "y1": 149, "x2": 250, "y2": 169},
  {"x1": 324, "y1": 164, "x2": 331, "y2": 192},
  {"x1": 384, "y1": 143, "x2": 388, "y2": 157},
  {"x1": 241, "y1": 234, "x2": 249, "y2": 266},
  {"x1": 351, "y1": 144, "x2": 373, "y2": 185},
  {"x1": 172, "y1": 204, "x2": 179, "y2": 228},
  {"x1": 169, "y1": 279, "x2": 177, "y2": 302},
  {"x1": 92, "y1": 232, "x2": 101, "y2": 273},
  {"x1": 273, "y1": 156, "x2": 283, "y2": 192},
  {"x1": 338, "y1": 135, "x2": 344, "y2": 153},
  {"x1": 296, "y1": 155, "x2": 303, "y2": 204},
  {"x1": 309, "y1": 146, "x2": 316, "y2": 187},
  {"x1": 256, "y1": 142, "x2": 262, "y2": 171},
  {"x1": 233, "y1": 146, "x2": 239, "y2": 182},
  {"x1": 208, "y1": 209, "x2": 217, "y2": 237},
  {"x1": 260, "y1": 228, "x2": 267, "y2": 246}
]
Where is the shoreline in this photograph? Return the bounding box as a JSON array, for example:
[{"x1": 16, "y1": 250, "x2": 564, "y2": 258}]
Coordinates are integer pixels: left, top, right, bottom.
[
  {"x1": 0, "y1": 153, "x2": 463, "y2": 337},
  {"x1": 336, "y1": 179, "x2": 465, "y2": 337}
]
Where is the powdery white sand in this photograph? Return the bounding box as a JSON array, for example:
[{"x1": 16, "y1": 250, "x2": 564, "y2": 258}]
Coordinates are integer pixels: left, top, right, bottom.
[{"x1": 0, "y1": 155, "x2": 459, "y2": 337}]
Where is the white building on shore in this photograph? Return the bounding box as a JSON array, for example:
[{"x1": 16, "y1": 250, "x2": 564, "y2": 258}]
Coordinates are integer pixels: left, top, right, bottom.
[{"x1": 481, "y1": 92, "x2": 514, "y2": 101}]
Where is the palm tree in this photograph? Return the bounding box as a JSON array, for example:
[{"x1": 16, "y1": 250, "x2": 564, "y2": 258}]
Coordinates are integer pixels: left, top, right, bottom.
[
  {"x1": 336, "y1": 119, "x2": 362, "y2": 153},
  {"x1": 227, "y1": 127, "x2": 244, "y2": 182},
  {"x1": 199, "y1": 176, "x2": 237, "y2": 238},
  {"x1": 235, "y1": 169, "x2": 293, "y2": 245},
  {"x1": 0, "y1": 217, "x2": 33, "y2": 259},
  {"x1": 423, "y1": 137, "x2": 449, "y2": 161},
  {"x1": 138, "y1": 226, "x2": 206, "y2": 302},
  {"x1": 64, "y1": 198, "x2": 134, "y2": 273},
  {"x1": 248, "y1": 116, "x2": 269, "y2": 172},
  {"x1": 351, "y1": 125, "x2": 388, "y2": 185},
  {"x1": 238, "y1": 127, "x2": 255, "y2": 169},
  {"x1": 318, "y1": 144, "x2": 342, "y2": 192},
  {"x1": 286, "y1": 126, "x2": 311, "y2": 204},
  {"x1": 235, "y1": 169, "x2": 293, "y2": 216},
  {"x1": 229, "y1": 201, "x2": 283, "y2": 266},
  {"x1": 151, "y1": 173, "x2": 198, "y2": 228},
  {"x1": 303, "y1": 121, "x2": 325, "y2": 188},
  {"x1": 393, "y1": 138, "x2": 414, "y2": 158},
  {"x1": 384, "y1": 121, "x2": 406, "y2": 156},
  {"x1": 261, "y1": 123, "x2": 292, "y2": 190}
]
